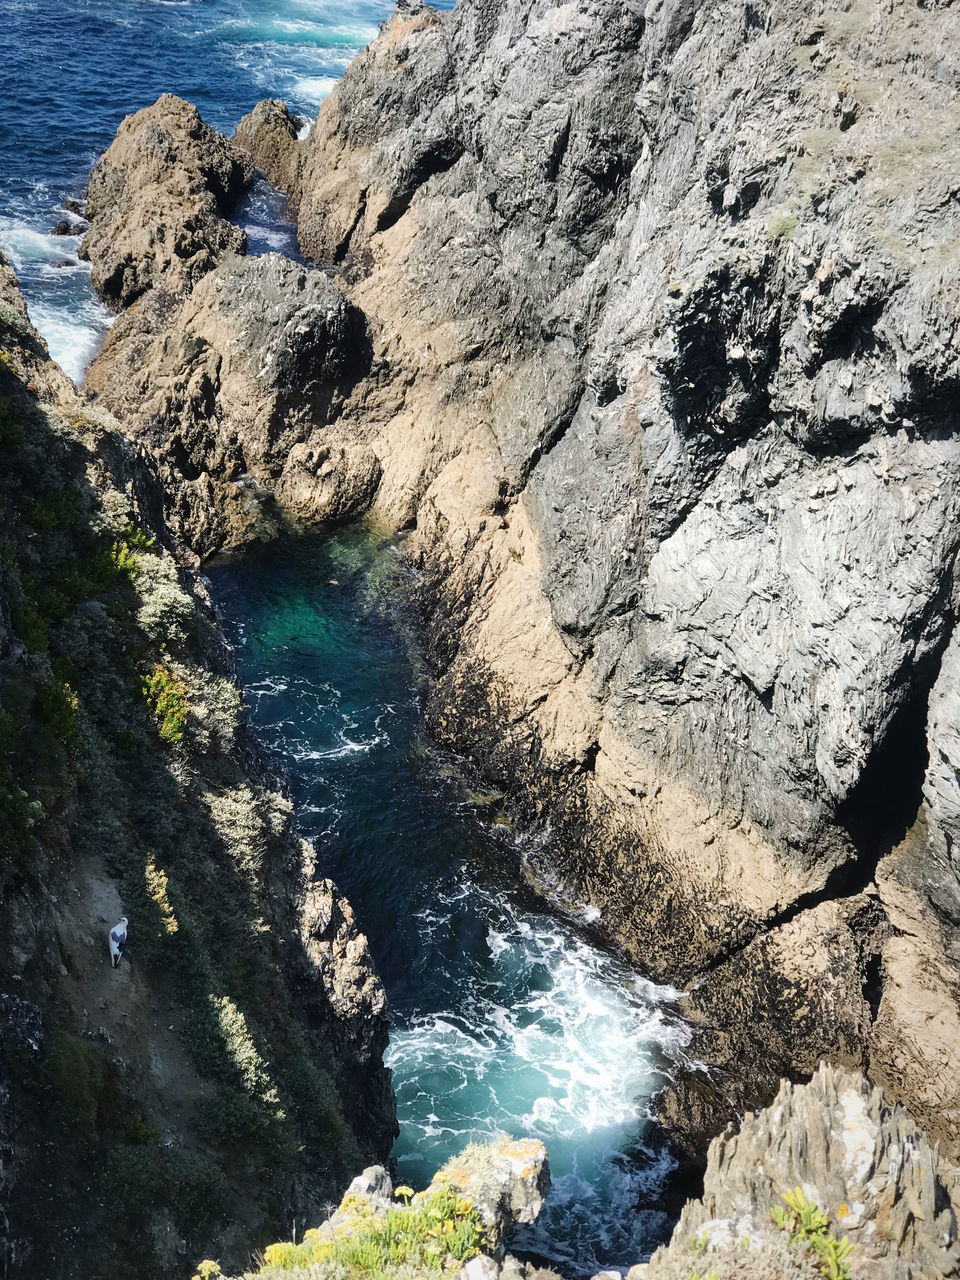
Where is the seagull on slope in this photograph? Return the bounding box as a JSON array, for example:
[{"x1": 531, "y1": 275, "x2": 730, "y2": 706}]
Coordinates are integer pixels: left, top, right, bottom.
[{"x1": 108, "y1": 917, "x2": 127, "y2": 969}]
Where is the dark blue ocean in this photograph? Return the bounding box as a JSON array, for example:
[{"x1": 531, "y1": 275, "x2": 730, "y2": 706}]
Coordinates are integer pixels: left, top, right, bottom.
[{"x1": 0, "y1": 5, "x2": 688, "y2": 1271}]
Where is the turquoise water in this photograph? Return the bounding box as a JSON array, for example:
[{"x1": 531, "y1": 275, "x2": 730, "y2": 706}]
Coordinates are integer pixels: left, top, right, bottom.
[
  {"x1": 205, "y1": 530, "x2": 689, "y2": 1273},
  {"x1": 1, "y1": 1, "x2": 690, "y2": 1269}
]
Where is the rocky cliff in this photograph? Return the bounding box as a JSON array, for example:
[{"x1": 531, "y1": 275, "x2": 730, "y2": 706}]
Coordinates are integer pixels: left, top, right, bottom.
[
  {"x1": 78, "y1": 0, "x2": 960, "y2": 1169},
  {"x1": 0, "y1": 257, "x2": 395, "y2": 1279},
  {"x1": 635, "y1": 1064, "x2": 960, "y2": 1279}
]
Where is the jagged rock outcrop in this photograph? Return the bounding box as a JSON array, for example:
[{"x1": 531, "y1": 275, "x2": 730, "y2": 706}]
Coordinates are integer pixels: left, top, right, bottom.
[
  {"x1": 636, "y1": 1064, "x2": 960, "y2": 1279},
  {"x1": 80, "y1": 94, "x2": 252, "y2": 307},
  {"x1": 78, "y1": 0, "x2": 960, "y2": 1162},
  {"x1": 0, "y1": 256, "x2": 395, "y2": 1279},
  {"x1": 85, "y1": 249, "x2": 377, "y2": 553},
  {"x1": 235, "y1": 98, "x2": 305, "y2": 194}
]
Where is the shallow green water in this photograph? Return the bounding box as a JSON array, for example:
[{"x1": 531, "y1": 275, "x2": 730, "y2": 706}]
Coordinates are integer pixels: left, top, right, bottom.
[{"x1": 205, "y1": 526, "x2": 688, "y2": 1275}]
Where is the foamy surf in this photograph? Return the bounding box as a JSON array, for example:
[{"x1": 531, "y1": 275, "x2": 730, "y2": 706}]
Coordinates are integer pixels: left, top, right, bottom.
[
  {"x1": 387, "y1": 880, "x2": 689, "y2": 1273},
  {"x1": 294, "y1": 74, "x2": 339, "y2": 100},
  {"x1": 0, "y1": 215, "x2": 113, "y2": 384}
]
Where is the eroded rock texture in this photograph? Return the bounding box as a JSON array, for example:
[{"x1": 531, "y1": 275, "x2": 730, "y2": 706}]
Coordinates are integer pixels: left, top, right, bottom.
[
  {"x1": 80, "y1": 94, "x2": 252, "y2": 307},
  {"x1": 80, "y1": 0, "x2": 960, "y2": 1158},
  {"x1": 636, "y1": 1065, "x2": 960, "y2": 1280}
]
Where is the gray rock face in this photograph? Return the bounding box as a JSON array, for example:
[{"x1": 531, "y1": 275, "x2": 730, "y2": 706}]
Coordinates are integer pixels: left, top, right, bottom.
[
  {"x1": 640, "y1": 1064, "x2": 960, "y2": 1280},
  {"x1": 279, "y1": 0, "x2": 960, "y2": 1154}
]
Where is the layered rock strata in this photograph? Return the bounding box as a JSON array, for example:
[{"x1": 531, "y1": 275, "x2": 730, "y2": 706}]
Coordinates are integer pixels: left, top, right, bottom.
[
  {"x1": 0, "y1": 256, "x2": 395, "y2": 1279},
  {"x1": 79, "y1": 0, "x2": 960, "y2": 1160}
]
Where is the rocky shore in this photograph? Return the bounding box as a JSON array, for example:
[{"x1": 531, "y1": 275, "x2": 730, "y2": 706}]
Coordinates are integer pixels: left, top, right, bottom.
[{"x1": 72, "y1": 0, "x2": 960, "y2": 1181}]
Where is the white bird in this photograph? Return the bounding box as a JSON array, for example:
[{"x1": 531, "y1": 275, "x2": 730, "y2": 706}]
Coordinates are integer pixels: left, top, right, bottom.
[{"x1": 108, "y1": 917, "x2": 128, "y2": 969}]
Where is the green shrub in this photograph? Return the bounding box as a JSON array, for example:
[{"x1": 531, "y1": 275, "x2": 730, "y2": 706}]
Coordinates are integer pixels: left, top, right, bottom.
[
  {"x1": 35, "y1": 678, "x2": 79, "y2": 744},
  {"x1": 197, "y1": 1085, "x2": 273, "y2": 1148},
  {"x1": 105, "y1": 1144, "x2": 231, "y2": 1233},
  {"x1": 256, "y1": 1186, "x2": 487, "y2": 1276},
  {"x1": 25, "y1": 487, "x2": 82, "y2": 534},
  {"x1": 142, "y1": 663, "x2": 189, "y2": 742},
  {"x1": 0, "y1": 397, "x2": 23, "y2": 448},
  {"x1": 0, "y1": 781, "x2": 42, "y2": 857},
  {"x1": 110, "y1": 523, "x2": 157, "y2": 582},
  {"x1": 771, "y1": 1187, "x2": 853, "y2": 1280},
  {"x1": 14, "y1": 603, "x2": 49, "y2": 651},
  {"x1": 126, "y1": 1117, "x2": 162, "y2": 1145}
]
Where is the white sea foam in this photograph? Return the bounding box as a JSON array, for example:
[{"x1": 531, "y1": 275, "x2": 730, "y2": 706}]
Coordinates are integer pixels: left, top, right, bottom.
[
  {"x1": 293, "y1": 74, "x2": 339, "y2": 101},
  {"x1": 0, "y1": 215, "x2": 113, "y2": 383},
  {"x1": 387, "y1": 879, "x2": 689, "y2": 1273}
]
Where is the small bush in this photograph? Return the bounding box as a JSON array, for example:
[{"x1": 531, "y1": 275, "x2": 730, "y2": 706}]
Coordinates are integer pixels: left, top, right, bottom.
[
  {"x1": 126, "y1": 1117, "x2": 162, "y2": 1145},
  {"x1": 0, "y1": 397, "x2": 24, "y2": 448},
  {"x1": 771, "y1": 1187, "x2": 853, "y2": 1280},
  {"x1": 142, "y1": 663, "x2": 189, "y2": 743},
  {"x1": 25, "y1": 487, "x2": 82, "y2": 534},
  {"x1": 35, "y1": 678, "x2": 79, "y2": 744},
  {"x1": 256, "y1": 1187, "x2": 487, "y2": 1276},
  {"x1": 105, "y1": 1144, "x2": 231, "y2": 1234},
  {"x1": 14, "y1": 603, "x2": 48, "y2": 651}
]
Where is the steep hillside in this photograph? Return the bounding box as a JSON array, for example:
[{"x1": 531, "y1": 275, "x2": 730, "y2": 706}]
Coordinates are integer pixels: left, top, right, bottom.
[
  {"x1": 78, "y1": 0, "x2": 960, "y2": 1163},
  {"x1": 0, "y1": 257, "x2": 395, "y2": 1279}
]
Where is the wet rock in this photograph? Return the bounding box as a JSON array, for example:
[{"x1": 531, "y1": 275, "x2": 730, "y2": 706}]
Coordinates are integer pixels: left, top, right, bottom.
[
  {"x1": 642, "y1": 1064, "x2": 960, "y2": 1280},
  {"x1": 80, "y1": 93, "x2": 252, "y2": 307}
]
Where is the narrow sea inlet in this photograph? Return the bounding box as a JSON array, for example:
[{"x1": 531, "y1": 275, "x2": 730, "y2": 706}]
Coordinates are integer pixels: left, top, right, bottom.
[
  {"x1": 205, "y1": 529, "x2": 688, "y2": 1273},
  {"x1": 1, "y1": 1, "x2": 689, "y2": 1270}
]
